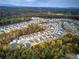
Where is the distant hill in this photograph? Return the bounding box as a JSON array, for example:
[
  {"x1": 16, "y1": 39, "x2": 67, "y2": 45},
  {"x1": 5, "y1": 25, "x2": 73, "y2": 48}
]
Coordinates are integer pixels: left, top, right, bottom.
[{"x1": 0, "y1": 6, "x2": 79, "y2": 16}]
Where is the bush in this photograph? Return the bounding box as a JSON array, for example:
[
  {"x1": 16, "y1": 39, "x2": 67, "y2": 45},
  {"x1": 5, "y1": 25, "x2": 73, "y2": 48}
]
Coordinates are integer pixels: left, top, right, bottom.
[
  {"x1": 0, "y1": 23, "x2": 45, "y2": 44},
  {"x1": 0, "y1": 33, "x2": 79, "y2": 59}
]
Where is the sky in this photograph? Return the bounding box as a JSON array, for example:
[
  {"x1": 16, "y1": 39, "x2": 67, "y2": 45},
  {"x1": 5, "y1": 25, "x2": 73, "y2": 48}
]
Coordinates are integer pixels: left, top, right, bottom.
[{"x1": 0, "y1": 0, "x2": 79, "y2": 8}]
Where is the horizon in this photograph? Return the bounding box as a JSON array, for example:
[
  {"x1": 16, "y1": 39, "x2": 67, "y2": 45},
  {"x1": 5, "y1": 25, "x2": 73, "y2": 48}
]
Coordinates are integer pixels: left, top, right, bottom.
[
  {"x1": 0, "y1": 0, "x2": 79, "y2": 8},
  {"x1": 0, "y1": 5, "x2": 79, "y2": 9}
]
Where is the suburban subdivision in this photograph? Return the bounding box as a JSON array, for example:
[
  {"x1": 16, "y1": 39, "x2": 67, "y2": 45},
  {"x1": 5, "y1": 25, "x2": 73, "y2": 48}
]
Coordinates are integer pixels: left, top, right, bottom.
[{"x1": 0, "y1": 7, "x2": 79, "y2": 59}]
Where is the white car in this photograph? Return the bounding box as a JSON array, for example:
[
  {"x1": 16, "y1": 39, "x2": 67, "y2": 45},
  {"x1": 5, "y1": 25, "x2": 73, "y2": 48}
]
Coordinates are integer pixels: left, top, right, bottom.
[{"x1": 77, "y1": 54, "x2": 79, "y2": 59}]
